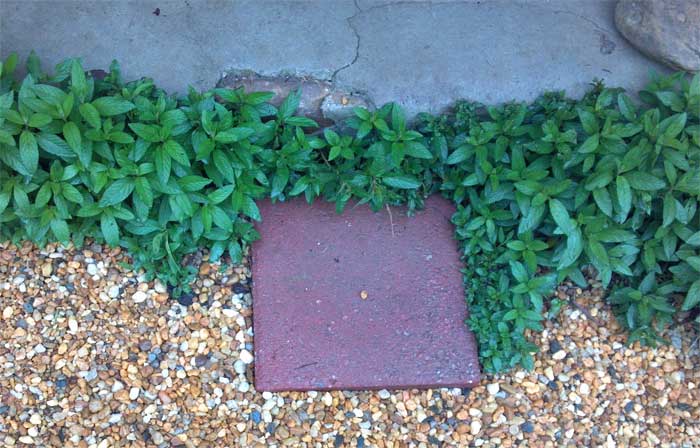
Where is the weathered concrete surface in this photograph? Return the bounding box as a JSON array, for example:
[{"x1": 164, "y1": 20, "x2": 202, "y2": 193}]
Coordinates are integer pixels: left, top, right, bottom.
[
  {"x1": 1, "y1": 0, "x2": 668, "y2": 118},
  {"x1": 251, "y1": 196, "x2": 480, "y2": 391}
]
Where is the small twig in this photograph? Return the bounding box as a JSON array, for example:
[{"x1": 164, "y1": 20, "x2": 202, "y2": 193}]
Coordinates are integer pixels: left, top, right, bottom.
[
  {"x1": 690, "y1": 335, "x2": 699, "y2": 350},
  {"x1": 319, "y1": 152, "x2": 332, "y2": 168},
  {"x1": 386, "y1": 204, "x2": 395, "y2": 237},
  {"x1": 568, "y1": 298, "x2": 604, "y2": 326}
]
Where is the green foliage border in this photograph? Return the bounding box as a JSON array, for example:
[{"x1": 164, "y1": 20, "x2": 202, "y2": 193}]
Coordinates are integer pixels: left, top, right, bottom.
[{"x1": 1, "y1": 52, "x2": 699, "y2": 372}]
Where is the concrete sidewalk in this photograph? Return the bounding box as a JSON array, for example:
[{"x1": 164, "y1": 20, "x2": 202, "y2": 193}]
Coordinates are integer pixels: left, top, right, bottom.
[{"x1": 1, "y1": 0, "x2": 667, "y2": 117}]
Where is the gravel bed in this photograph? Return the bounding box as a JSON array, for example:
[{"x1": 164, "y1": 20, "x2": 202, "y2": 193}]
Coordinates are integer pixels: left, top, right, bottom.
[{"x1": 0, "y1": 241, "x2": 698, "y2": 447}]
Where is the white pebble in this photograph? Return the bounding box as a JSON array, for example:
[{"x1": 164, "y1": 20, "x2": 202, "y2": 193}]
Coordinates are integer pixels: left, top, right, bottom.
[
  {"x1": 233, "y1": 360, "x2": 246, "y2": 374},
  {"x1": 487, "y1": 383, "x2": 500, "y2": 395},
  {"x1": 240, "y1": 349, "x2": 254, "y2": 364},
  {"x1": 108, "y1": 285, "x2": 120, "y2": 298},
  {"x1": 132, "y1": 291, "x2": 147, "y2": 303},
  {"x1": 580, "y1": 383, "x2": 591, "y2": 395},
  {"x1": 471, "y1": 420, "x2": 482, "y2": 435},
  {"x1": 87, "y1": 264, "x2": 98, "y2": 276},
  {"x1": 129, "y1": 387, "x2": 140, "y2": 400},
  {"x1": 238, "y1": 381, "x2": 250, "y2": 393},
  {"x1": 108, "y1": 413, "x2": 122, "y2": 424},
  {"x1": 378, "y1": 389, "x2": 391, "y2": 399},
  {"x1": 552, "y1": 350, "x2": 567, "y2": 360},
  {"x1": 322, "y1": 392, "x2": 333, "y2": 406},
  {"x1": 68, "y1": 318, "x2": 78, "y2": 333}
]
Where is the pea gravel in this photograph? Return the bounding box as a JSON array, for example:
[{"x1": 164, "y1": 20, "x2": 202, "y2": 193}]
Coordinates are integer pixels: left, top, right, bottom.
[{"x1": 0, "y1": 241, "x2": 698, "y2": 447}]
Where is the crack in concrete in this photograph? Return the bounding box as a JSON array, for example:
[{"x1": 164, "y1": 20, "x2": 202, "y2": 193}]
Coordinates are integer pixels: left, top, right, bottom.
[
  {"x1": 330, "y1": 0, "x2": 363, "y2": 83},
  {"x1": 329, "y1": 0, "x2": 495, "y2": 84}
]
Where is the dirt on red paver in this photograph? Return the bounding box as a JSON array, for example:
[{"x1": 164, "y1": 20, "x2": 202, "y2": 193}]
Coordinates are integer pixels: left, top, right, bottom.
[{"x1": 251, "y1": 196, "x2": 480, "y2": 391}]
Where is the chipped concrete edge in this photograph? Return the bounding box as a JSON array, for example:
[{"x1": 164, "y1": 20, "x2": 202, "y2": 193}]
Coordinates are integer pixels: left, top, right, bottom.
[{"x1": 217, "y1": 69, "x2": 375, "y2": 127}]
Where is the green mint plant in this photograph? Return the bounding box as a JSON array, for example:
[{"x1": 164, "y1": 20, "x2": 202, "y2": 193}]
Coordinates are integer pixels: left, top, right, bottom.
[{"x1": 1, "y1": 52, "x2": 698, "y2": 372}]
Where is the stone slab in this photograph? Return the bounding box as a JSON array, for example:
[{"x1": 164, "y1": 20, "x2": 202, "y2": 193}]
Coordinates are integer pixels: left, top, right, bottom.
[
  {"x1": 251, "y1": 196, "x2": 480, "y2": 391},
  {"x1": 1, "y1": 0, "x2": 668, "y2": 120}
]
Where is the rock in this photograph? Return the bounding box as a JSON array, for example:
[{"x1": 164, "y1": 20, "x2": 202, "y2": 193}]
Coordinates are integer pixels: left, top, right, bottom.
[
  {"x1": 378, "y1": 389, "x2": 391, "y2": 399},
  {"x1": 322, "y1": 392, "x2": 333, "y2": 406},
  {"x1": 108, "y1": 285, "x2": 120, "y2": 298},
  {"x1": 240, "y1": 349, "x2": 254, "y2": 364},
  {"x1": 129, "y1": 387, "x2": 140, "y2": 400},
  {"x1": 234, "y1": 360, "x2": 247, "y2": 374},
  {"x1": 108, "y1": 413, "x2": 122, "y2": 424},
  {"x1": 177, "y1": 292, "x2": 195, "y2": 307},
  {"x1": 41, "y1": 262, "x2": 52, "y2": 276},
  {"x1": 553, "y1": 350, "x2": 567, "y2": 360},
  {"x1": 615, "y1": 0, "x2": 700, "y2": 72},
  {"x1": 2, "y1": 306, "x2": 13, "y2": 319},
  {"x1": 195, "y1": 354, "x2": 209, "y2": 368},
  {"x1": 86, "y1": 263, "x2": 98, "y2": 276},
  {"x1": 218, "y1": 72, "x2": 333, "y2": 125},
  {"x1": 132, "y1": 291, "x2": 147, "y2": 303},
  {"x1": 487, "y1": 383, "x2": 500, "y2": 395},
  {"x1": 470, "y1": 420, "x2": 482, "y2": 435},
  {"x1": 151, "y1": 431, "x2": 164, "y2": 445},
  {"x1": 217, "y1": 71, "x2": 372, "y2": 126},
  {"x1": 521, "y1": 421, "x2": 535, "y2": 433},
  {"x1": 68, "y1": 318, "x2": 78, "y2": 333},
  {"x1": 580, "y1": 383, "x2": 591, "y2": 395},
  {"x1": 88, "y1": 400, "x2": 103, "y2": 413},
  {"x1": 321, "y1": 91, "x2": 373, "y2": 124}
]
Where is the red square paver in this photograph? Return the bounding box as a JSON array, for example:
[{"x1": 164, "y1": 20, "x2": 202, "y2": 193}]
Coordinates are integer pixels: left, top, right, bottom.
[{"x1": 251, "y1": 196, "x2": 481, "y2": 391}]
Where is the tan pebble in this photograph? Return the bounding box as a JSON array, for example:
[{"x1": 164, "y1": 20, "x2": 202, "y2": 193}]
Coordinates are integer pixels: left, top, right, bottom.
[
  {"x1": 456, "y1": 409, "x2": 469, "y2": 420},
  {"x1": 57, "y1": 343, "x2": 68, "y2": 355},
  {"x1": 158, "y1": 391, "x2": 172, "y2": 405},
  {"x1": 41, "y1": 263, "x2": 52, "y2": 276},
  {"x1": 360, "y1": 290, "x2": 368, "y2": 300},
  {"x1": 456, "y1": 423, "x2": 470, "y2": 434},
  {"x1": 2, "y1": 306, "x2": 13, "y2": 319}
]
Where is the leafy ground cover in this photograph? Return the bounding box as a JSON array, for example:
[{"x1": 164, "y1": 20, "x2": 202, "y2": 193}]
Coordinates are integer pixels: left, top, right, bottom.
[{"x1": 0, "y1": 52, "x2": 699, "y2": 372}]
